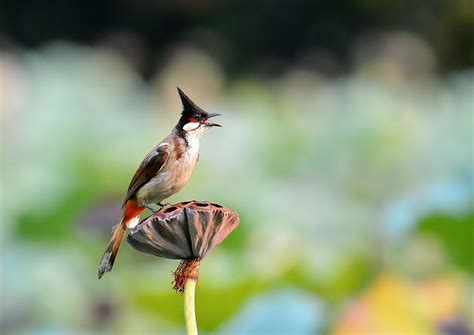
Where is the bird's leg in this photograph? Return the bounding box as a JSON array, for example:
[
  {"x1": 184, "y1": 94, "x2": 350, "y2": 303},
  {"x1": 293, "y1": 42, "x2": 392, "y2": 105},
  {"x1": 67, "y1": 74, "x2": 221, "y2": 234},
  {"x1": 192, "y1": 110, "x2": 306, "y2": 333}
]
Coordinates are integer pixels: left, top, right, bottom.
[
  {"x1": 144, "y1": 204, "x2": 157, "y2": 214},
  {"x1": 157, "y1": 201, "x2": 171, "y2": 208}
]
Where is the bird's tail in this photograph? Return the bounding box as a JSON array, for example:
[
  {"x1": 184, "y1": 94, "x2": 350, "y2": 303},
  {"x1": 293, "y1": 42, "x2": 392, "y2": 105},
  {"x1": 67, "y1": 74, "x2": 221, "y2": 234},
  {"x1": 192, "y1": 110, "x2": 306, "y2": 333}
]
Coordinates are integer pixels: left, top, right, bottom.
[{"x1": 98, "y1": 200, "x2": 144, "y2": 279}]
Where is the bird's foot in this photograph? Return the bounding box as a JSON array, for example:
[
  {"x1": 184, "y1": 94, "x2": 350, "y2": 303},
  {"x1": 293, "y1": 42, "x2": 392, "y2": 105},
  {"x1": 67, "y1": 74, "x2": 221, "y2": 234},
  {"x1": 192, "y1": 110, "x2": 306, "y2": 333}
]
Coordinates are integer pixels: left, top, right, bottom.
[
  {"x1": 157, "y1": 201, "x2": 171, "y2": 208},
  {"x1": 144, "y1": 204, "x2": 158, "y2": 214}
]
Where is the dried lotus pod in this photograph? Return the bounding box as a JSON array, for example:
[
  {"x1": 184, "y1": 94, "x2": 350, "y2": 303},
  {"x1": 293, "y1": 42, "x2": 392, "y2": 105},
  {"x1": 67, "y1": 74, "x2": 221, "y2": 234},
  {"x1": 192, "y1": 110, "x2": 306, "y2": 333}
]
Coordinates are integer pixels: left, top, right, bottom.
[
  {"x1": 126, "y1": 201, "x2": 240, "y2": 292},
  {"x1": 127, "y1": 201, "x2": 240, "y2": 260}
]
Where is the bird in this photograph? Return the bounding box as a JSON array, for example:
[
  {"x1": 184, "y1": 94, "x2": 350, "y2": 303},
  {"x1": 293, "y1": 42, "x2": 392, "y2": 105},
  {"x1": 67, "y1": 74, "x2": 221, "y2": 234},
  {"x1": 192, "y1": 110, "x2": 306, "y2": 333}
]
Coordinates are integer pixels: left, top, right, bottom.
[{"x1": 98, "y1": 87, "x2": 221, "y2": 279}]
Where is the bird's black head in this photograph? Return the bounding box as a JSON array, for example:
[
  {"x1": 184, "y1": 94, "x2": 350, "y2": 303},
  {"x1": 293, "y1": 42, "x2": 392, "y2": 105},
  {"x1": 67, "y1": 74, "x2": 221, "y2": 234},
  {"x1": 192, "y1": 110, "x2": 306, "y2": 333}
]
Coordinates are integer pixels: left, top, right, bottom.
[{"x1": 176, "y1": 87, "x2": 221, "y2": 132}]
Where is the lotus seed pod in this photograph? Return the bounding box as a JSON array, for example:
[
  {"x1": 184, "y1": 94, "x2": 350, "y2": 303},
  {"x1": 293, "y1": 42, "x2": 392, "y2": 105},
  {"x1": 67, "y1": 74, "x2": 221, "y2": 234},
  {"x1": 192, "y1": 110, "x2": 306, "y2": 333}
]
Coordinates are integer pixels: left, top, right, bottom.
[{"x1": 126, "y1": 201, "x2": 240, "y2": 260}]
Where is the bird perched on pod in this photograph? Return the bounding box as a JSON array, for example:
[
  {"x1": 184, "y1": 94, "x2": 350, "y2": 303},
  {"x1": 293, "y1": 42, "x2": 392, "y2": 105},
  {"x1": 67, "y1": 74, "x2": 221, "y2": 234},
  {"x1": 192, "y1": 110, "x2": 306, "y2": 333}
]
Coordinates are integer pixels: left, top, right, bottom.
[{"x1": 98, "y1": 88, "x2": 221, "y2": 279}]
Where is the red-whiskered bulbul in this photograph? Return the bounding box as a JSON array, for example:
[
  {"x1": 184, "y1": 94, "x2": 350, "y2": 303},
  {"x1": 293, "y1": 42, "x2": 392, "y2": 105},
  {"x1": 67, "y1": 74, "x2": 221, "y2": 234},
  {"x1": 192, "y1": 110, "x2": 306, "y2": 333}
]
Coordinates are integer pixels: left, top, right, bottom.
[{"x1": 98, "y1": 87, "x2": 221, "y2": 278}]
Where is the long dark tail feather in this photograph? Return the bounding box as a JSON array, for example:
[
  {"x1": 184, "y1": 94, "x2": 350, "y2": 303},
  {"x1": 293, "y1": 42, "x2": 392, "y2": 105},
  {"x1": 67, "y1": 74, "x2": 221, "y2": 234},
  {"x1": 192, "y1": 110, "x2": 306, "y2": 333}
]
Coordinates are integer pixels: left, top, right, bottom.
[
  {"x1": 98, "y1": 200, "x2": 144, "y2": 279},
  {"x1": 98, "y1": 219, "x2": 127, "y2": 279}
]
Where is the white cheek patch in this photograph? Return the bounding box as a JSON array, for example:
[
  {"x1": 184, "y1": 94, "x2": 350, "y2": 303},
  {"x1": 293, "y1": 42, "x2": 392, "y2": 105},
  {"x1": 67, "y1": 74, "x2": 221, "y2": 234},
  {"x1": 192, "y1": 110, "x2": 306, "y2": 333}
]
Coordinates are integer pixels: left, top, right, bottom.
[{"x1": 183, "y1": 122, "x2": 200, "y2": 131}]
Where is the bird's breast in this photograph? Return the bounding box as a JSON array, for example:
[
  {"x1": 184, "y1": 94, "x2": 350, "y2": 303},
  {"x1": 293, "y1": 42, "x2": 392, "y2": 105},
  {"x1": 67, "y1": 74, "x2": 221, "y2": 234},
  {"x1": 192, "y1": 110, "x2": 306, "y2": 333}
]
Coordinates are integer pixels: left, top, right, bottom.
[
  {"x1": 136, "y1": 138, "x2": 199, "y2": 204},
  {"x1": 169, "y1": 148, "x2": 199, "y2": 189}
]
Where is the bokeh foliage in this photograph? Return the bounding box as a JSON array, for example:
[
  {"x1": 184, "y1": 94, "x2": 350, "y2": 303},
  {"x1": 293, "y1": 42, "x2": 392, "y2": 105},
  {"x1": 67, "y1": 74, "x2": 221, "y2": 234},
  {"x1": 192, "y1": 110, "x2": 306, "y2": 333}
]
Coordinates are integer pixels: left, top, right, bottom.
[{"x1": 1, "y1": 1, "x2": 473, "y2": 334}]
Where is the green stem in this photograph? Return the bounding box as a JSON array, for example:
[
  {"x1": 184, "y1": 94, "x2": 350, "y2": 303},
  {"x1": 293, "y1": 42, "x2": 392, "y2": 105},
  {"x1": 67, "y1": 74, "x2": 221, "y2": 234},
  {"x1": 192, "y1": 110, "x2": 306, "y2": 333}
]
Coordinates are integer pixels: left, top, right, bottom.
[{"x1": 184, "y1": 278, "x2": 198, "y2": 335}]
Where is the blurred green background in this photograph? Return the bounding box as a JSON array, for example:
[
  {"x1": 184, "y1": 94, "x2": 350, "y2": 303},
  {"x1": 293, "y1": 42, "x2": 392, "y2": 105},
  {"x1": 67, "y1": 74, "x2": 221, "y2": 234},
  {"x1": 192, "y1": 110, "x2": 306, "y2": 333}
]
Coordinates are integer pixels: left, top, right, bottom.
[{"x1": 1, "y1": 1, "x2": 473, "y2": 334}]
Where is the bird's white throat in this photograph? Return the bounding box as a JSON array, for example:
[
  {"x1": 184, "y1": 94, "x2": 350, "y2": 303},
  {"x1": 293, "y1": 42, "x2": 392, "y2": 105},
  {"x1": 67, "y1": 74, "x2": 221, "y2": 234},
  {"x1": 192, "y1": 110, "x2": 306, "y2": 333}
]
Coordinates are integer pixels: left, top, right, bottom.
[
  {"x1": 184, "y1": 123, "x2": 208, "y2": 140},
  {"x1": 185, "y1": 130, "x2": 201, "y2": 157}
]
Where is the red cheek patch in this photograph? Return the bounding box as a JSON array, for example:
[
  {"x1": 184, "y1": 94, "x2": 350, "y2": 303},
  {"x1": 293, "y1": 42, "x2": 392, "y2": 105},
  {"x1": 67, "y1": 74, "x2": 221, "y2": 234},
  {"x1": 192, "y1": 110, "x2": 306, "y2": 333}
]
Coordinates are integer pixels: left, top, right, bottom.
[{"x1": 188, "y1": 118, "x2": 198, "y2": 123}]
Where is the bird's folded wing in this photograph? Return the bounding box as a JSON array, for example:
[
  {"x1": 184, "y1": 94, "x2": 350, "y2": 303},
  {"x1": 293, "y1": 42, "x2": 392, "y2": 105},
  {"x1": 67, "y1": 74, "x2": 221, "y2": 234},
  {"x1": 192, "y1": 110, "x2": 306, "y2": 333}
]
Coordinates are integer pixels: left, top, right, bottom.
[{"x1": 122, "y1": 144, "x2": 171, "y2": 206}]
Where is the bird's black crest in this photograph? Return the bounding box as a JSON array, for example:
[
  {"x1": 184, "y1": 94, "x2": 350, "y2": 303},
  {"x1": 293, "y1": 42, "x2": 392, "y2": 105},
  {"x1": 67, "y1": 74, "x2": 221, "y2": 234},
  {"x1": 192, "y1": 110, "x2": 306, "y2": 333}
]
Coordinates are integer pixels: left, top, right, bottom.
[
  {"x1": 176, "y1": 87, "x2": 208, "y2": 128},
  {"x1": 177, "y1": 87, "x2": 205, "y2": 118}
]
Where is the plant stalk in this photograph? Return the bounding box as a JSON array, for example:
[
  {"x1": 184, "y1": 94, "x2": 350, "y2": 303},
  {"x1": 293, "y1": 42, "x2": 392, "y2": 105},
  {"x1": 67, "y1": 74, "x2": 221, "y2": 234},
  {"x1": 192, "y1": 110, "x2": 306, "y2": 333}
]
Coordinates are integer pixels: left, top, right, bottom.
[{"x1": 184, "y1": 278, "x2": 198, "y2": 335}]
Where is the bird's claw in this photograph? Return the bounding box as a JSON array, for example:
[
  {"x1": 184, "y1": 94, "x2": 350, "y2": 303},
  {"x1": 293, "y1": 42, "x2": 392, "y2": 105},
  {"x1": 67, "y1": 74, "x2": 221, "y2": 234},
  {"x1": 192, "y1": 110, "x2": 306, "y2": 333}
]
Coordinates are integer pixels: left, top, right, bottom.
[{"x1": 145, "y1": 204, "x2": 158, "y2": 214}]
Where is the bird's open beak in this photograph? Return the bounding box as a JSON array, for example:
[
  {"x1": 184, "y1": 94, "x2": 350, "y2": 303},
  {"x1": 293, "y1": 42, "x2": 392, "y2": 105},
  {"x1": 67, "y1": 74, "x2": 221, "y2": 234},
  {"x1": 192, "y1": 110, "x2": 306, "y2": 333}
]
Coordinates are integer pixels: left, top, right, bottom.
[{"x1": 204, "y1": 113, "x2": 222, "y2": 127}]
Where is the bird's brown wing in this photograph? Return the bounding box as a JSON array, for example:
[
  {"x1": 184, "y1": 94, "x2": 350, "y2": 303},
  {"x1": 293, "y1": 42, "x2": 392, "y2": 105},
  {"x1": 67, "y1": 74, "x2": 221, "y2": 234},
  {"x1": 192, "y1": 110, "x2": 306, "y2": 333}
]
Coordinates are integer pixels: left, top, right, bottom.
[{"x1": 122, "y1": 144, "x2": 171, "y2": 207}]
